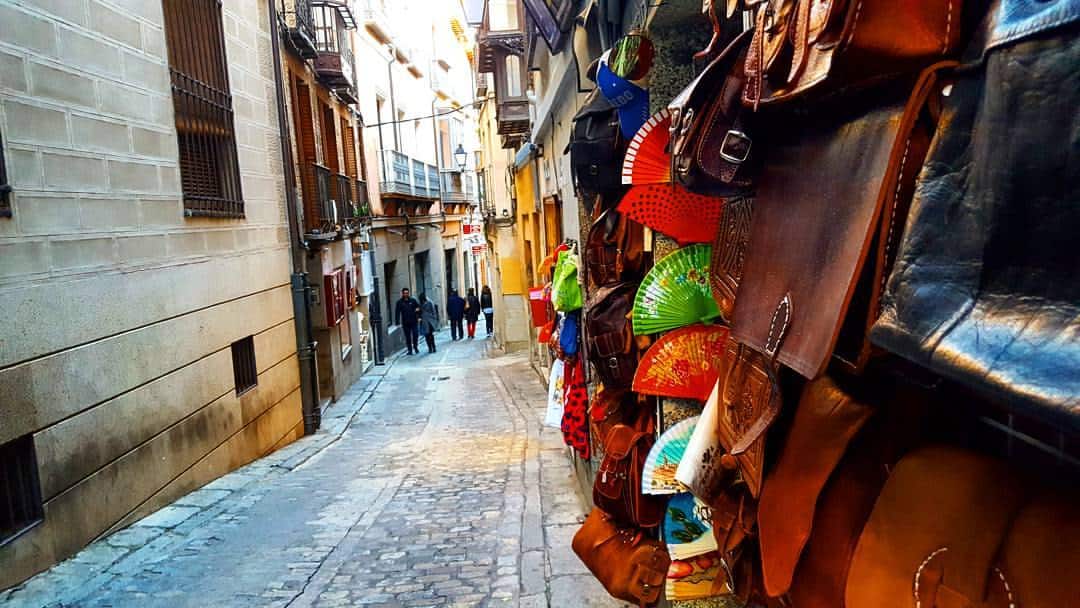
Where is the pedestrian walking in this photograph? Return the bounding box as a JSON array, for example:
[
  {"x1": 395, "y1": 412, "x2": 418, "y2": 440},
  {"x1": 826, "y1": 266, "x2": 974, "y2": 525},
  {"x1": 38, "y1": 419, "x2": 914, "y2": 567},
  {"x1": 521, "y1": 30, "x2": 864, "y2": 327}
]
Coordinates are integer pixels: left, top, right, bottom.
[
  {"x1": 419, "y1": 293, "x2": 439, "y2": 353},
  {"x1": 481, "y1": 285, "x2": 495, "y2": 337},
  {"x1": 447, "y1": 288, "x2": 465, "y2": 341},
  {"x1": 394, "y1": 288, "x2": 421, "y2": 355},
  {"x1": 464, "y1": 288, "x2": 481, "y2": 339}
]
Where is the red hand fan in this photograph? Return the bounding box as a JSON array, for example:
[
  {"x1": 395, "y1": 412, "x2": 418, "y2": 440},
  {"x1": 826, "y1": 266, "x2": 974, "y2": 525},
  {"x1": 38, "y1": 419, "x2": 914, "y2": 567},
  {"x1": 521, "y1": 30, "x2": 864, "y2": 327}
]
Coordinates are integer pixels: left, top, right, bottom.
[
  {"x1": 617, "y1": 184, "x2": 724, "y2": 245},
  {"x1": 622, "y1": 109, "x2": 672, "y2": 185},
  {"x1": 633, "y1": 324, "x2": 730, "y2": 401}
]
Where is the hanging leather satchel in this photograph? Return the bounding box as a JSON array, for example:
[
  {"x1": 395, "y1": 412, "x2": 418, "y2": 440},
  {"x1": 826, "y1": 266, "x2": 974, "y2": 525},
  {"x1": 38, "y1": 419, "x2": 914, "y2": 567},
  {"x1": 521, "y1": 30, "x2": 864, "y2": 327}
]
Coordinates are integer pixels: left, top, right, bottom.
[
  {"x1": 594, "y1": 421, "x2": 666, "y2": 529},
  {"x1": 668, "y1": 30, "x2": 757, "y2": 197},
  {"x1": 743, "y1": 0, "x2": 964, "y2": 106},
  {"x1": 572, "y1": 508, "x2": 670, "y2": 607},
  {"x1": 569, "y1": 89, "x2": 628, "y2": 200},
  {"x1": 584, "y1": 207, "x2": 647, "y2": 288},
  {"x1": 585, "y1": 282, "x2": 639, "y2": 389}
]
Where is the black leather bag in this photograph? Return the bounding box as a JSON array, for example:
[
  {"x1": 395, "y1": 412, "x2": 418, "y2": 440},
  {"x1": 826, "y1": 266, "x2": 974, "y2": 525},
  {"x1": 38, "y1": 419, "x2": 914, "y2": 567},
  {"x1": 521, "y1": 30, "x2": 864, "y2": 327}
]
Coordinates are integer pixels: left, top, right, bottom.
[
  {"x1": 871, "y1": 0, "x2": 1080, "y2": 427},
  {"x1": 568, "y1": 89, "x2": 627, "y2": 200}
]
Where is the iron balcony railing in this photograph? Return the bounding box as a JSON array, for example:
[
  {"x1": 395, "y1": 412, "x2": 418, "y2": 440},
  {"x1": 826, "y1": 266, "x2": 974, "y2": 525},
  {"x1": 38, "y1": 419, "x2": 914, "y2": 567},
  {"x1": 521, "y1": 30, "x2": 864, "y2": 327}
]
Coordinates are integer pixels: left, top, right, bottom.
[
  {"x1": 334, "y1": 172, "x2": 354, "y2": 229},
  {"x1": 378, "y1": 150, "x2": 440, "y2": 201},
  {"x1": 439, "y1": 170, "x2": 476, "y2": 204},
  {"x1": 355, "y1": 178, "x2": 371, "y2": 217},
  {"x1": 280, "y1": 0, "x2": 316, "y2": 58},
  {"x1": 302, "y1": 162, "x2": 335, "y2": 234}
]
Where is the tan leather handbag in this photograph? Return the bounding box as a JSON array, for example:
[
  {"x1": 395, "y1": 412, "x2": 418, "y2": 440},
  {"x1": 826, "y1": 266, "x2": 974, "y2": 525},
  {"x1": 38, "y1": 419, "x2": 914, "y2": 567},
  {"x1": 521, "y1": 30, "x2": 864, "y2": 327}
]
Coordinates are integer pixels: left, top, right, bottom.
[
  {"x1": 572, "y1": 508, "x2": 670, "y2": 607},
  {"x1": 594, "y1": 420, "x2": 666, "y2": 529}
]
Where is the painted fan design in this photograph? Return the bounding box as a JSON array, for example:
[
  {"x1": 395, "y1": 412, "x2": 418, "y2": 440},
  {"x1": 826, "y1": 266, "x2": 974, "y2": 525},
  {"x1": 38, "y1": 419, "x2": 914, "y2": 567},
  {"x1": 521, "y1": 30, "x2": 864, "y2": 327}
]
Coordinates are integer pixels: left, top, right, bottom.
[
  {"x1": 633, "y1": 244, "x2": 721, "y2": 335},
  {"x1": 664, "y1": 493, "x2": 718, "y2": 560},
  {"x1": 633, "y1": 324, "x2": 730, "y2": 402},
  {"x1": 617, "y1": 184, "x2": 724, "y2": 245},
  {"x1": 666, "y1": 552, "x2": 729, "y2": 601},
  {"x1": 622, "y1": 109, "x2": 671, "y2": 185},
  {"x1": 642, "y1": 416, "x2": 699, "y2": 495}
]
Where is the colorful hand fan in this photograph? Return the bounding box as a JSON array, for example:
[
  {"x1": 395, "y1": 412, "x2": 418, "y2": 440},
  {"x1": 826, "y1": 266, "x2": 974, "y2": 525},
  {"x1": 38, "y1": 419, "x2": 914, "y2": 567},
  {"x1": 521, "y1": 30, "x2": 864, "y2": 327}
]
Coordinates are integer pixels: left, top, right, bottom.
[
  {"x1": 622, "y1": 109, "x2": 671, "y2": 185},
  {"x1": 666, "y1": 552, "x2": 732, "y2": 601},
  {"x1": 633, "y1": 244, "x2": 721, "y2": 335},
  {"x1": 633, "y1": 324, "x2": 730, "y2": 402},
  {"x1": 642, "y1": 416, "x2": 699, "y2": 495},
  {"x1": 617, "y1": 184, "x2": 724, "y2": 245},
  {"x1": 664, "y1": 493, "x2": 718, "y2": 560}
]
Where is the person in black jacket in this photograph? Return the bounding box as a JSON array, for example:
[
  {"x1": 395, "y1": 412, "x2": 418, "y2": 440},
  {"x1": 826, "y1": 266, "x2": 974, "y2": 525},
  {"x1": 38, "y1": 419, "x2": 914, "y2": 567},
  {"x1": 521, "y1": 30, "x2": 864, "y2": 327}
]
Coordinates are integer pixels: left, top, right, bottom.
[
  {"x1": 464, "y1": 288, "x2": 481, "y2": 339},
  {"x1": 394, "y1": 288, "x2": 421, "y2": 355},
  {"x1": 446, "y1": 288, "x2": 465, "y2": 341},
  {"x1": 480, "y1": 285, "x2": 494, "y2": 337}
]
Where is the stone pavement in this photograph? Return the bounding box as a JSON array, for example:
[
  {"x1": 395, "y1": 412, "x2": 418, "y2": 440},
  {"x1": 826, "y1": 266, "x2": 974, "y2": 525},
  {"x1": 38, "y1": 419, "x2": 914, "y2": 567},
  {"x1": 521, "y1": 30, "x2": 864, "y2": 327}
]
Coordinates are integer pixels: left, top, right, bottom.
[{"x1": 1, "y1": 331, "x2": 628, "y2": 608}]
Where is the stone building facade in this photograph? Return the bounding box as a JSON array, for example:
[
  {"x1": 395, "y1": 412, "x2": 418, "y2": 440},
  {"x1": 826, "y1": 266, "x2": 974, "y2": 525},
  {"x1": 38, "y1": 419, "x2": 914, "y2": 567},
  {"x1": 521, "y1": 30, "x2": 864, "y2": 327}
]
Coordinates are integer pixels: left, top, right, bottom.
[{"x1": 0, "y1": 0, "x2": 303, "y2": 589}]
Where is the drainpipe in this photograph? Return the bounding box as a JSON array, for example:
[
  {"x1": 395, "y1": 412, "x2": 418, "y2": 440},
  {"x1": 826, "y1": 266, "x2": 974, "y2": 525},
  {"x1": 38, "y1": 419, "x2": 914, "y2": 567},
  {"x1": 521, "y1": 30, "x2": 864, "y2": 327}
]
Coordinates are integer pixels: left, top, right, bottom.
[
  {"x1": 268, "y1": 0, "x2": 321, "y2": 434},
  {"x1": 387, "y1": 45, "x2": 400, "y2": 151}
]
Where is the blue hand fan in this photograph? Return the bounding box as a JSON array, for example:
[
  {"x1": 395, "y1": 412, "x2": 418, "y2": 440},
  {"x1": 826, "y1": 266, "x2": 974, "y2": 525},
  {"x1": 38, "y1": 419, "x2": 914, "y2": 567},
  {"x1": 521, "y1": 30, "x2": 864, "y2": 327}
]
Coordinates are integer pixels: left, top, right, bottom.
[
  {"x1": 664, "y1": 493, "x2": 718, "y2": 560},
  {"x1": 641, "y1": 416, "x2": 699, "y2": 495}
]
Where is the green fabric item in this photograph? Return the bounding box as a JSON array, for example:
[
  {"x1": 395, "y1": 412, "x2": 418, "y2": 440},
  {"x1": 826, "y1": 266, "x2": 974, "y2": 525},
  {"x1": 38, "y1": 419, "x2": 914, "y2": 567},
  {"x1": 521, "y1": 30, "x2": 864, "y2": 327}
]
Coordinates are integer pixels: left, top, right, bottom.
[{"x1": 551, "y1": 250, "x2": 583, "y2": 312}]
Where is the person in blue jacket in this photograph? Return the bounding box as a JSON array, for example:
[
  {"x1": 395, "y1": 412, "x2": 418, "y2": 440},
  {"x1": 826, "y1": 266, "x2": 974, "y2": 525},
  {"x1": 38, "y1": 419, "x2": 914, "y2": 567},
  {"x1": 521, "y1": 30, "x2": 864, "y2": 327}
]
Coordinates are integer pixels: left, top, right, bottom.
[{"x1": 446, "y1": 288, "x2": 466, "y2": 341}]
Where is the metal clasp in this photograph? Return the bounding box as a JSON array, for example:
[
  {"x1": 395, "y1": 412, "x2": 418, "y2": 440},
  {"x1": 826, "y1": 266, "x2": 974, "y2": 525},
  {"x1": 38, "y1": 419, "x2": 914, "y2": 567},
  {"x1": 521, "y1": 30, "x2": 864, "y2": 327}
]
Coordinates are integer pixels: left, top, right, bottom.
[{"x1": 719, "y1": 130, "x2": 752, "y2": 164}]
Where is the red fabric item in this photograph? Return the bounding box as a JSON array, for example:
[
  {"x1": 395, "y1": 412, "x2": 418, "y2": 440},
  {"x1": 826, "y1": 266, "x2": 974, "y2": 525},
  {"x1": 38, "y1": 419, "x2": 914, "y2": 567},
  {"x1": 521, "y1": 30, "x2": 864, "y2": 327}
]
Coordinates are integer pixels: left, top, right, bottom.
[
  {"x1": 621, "y1": 109, "x2": 672, "y2": 185},
  {"x1": 617, "y1": 184, "x2": 724, "y2": 245},
  {"x1": 561, "y1": 358, "x2": 591, "y2": 459}
]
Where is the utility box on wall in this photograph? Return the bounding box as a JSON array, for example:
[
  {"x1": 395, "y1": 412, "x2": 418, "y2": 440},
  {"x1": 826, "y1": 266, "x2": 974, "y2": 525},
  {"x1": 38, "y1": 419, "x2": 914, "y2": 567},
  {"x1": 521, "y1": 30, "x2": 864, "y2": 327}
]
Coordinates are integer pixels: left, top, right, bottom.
[{"x1": 324, "y1": 269, "x2": 346, "y2": 327}]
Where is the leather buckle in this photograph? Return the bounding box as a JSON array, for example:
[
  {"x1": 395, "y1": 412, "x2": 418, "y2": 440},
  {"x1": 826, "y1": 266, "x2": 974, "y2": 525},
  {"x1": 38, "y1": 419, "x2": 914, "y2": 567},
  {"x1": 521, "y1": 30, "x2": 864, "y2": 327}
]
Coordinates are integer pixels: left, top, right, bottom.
[
  {"x1": 719, "y1": 130, "x2": 752, "y2": 164},
  {"x1": 607, "y1": 357, "x2": 620, "y2": 369}
]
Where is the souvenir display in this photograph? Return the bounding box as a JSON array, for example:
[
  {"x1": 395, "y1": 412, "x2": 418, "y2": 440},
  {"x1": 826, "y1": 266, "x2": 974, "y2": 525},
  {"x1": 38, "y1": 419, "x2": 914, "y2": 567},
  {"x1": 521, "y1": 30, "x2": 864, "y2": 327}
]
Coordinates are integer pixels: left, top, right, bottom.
[
  {"x1": 621, "y1": 109, "x2": 672, "y2": 185},
  {"x1": 633, "y1": 325, "x2": 729, "y2": 402},
  {"x1": 663, "y1": 493, "x2": 718, "y2": 560},
  {"x1": 641, "y1": 416, "x2": 698, "y2": 495},
  {"x1": 616, "y1": 184, "x2": 724, "y2": 246},
  {"x1": 675, "y1": 380, "x2": 732, "y2": 505},
  {"x1": 544, "y1": 359, "x2": 566, "y2": 428},
  {"x1": 560, "y1": 358, "x2": 590, "y2": 459},
  {"x1": 632, "y1": 244, "x2": 720, "y2": 335},
  {"x1": 666, "y1": 552, "x2": 725, "y2": 601},
  {"x1": 597, "y1": 52, "x2": 651, "y2": 139}
]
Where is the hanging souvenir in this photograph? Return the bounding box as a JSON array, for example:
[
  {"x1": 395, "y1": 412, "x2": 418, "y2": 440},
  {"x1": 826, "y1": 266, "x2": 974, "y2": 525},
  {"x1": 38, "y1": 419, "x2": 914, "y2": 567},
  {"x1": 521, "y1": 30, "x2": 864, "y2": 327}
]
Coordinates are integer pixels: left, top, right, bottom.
[
  {"x1": 545, "y1": 359, "x2": 566, "y2": 428},
  {"x1": 633, "y1": 244, "x2": 720, "y2": 335},
  {"x1": 561, "y1": 358, "x2": 590, "y2": 459},
  {"x1": 609, "y1": 30, "x2": 655, "y2": 80},
  {"x1": 551, "y1": 250, "x2": 583, "y2": 312},
  {"x1": 633, "y1": 324, "x2": 729, "y2": 402},
  {"x1": 664, "y1": 493, "x2": 718, "y2": 560},
  {"x1": 617, "y1": 184, "x2": 724, "y2": 245},
  {"x1": 621, "y1": 109, "x2": 672, "y2": 185},
  {"x1": 641, "y1": 416, "x2": 699, "y2": 495},
  {"x1": 666, "y1": 552, "x2": 728, "y2": 601},
  {"x1": 675, "y1": 379, "x2": 734, "y2": 505},
  {"x1": 596, "y1": 52, "x2": 651, "y2": 139}
]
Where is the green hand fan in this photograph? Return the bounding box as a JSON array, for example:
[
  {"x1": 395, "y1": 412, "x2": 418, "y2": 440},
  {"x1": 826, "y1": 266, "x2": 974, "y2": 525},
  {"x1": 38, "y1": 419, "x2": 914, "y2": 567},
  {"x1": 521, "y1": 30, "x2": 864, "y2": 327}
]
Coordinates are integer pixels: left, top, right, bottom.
[{"x1": 633, "y1": 244, "x2": 720, "y2": 335}]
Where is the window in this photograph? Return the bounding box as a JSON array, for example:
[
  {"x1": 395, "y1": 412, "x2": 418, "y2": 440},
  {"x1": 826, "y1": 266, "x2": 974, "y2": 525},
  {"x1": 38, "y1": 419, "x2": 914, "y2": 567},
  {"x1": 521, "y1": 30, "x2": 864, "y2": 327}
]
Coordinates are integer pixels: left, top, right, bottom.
[
  {"x1": 504, "y1": 55, "x2": 523, "y2": 98},
  {"x1": 1, "y1": 435, "x2": 43, "y2": 546},
  {"x1": 0, "y1": 129, "x2": 10, "y2": 218},
  {"x1": 231, "y1": 336, "x2": 258, "y2": 395},
  {"x1": 339, "y1": 308, "x2": 352, "y2": 360},
  {"x1": 163, "y1": 0, "x2": 244, "y2": 218}
]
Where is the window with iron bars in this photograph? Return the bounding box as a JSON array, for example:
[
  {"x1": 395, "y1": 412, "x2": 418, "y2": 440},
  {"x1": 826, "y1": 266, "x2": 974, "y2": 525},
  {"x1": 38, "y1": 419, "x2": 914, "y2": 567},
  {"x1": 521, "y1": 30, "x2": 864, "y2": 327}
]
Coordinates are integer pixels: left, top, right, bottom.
[
  {"x1": 0, "y1": 435, "x2": 44, "y2": 547},
  {"x1": 0, "y1": 129, "x2": 11, "y2": 218},
  {"x1": 163, "y1": 0, "x2": 245, "y2": 218}
]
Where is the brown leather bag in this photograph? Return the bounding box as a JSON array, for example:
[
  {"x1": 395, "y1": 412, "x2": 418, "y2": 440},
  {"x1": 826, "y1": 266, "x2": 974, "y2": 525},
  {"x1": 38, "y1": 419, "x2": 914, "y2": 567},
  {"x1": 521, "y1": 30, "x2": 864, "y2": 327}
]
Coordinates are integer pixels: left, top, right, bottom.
[
  {"x1": 668, "y1": 30, "x2": 757, "y2": 197},
  {"x1": 584, "y1": 207, "x2": 647, "y2": 288},
  {"x1": 732, "y1": 64, "x2": 954, "y2": 379},
  {"x1": 594, "y1": 421, "x2": 666, "y2": 529},
  {"x1": 572, "y1": 508, "x2": 670, "y2": 606},
  {"x1": 743, "y1": 0, "x2": 963, "y2": 105},
  {"x1": 585, "y1": 282, "x2": 639, "y2": 389},
  {"x1": 710, "y1": 196, "x2": 754, "y2": 321}
]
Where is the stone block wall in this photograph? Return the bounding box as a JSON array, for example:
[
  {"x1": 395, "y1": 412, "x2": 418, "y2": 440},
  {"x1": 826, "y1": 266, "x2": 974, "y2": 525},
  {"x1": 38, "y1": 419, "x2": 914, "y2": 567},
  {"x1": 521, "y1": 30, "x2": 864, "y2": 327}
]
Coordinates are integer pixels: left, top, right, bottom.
[{"x1": 0, "y1": 0, "x2": 302, "y2": 589}]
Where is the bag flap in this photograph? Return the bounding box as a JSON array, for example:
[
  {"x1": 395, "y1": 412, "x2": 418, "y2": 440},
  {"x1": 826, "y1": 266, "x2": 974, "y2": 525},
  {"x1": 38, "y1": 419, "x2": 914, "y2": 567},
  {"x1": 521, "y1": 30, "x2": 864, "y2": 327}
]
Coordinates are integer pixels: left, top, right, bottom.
[
  {"x1": 573, "y1": 88, "x2": 618, "y2": 122},
  {"x1": 590, "y1": 330, "x2": 629, "y2": 358},
  {"x1": 602, "y1": 424, "x2": 644, "y2": 460}
]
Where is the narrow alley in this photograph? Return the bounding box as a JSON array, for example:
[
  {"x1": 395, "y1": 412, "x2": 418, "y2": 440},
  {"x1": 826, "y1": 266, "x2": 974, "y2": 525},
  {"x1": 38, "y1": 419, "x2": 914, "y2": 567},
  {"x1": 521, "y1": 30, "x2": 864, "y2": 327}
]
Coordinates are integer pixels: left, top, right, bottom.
[{"x1": 1, "y1": 335, "x2": 622, "y2": 608}]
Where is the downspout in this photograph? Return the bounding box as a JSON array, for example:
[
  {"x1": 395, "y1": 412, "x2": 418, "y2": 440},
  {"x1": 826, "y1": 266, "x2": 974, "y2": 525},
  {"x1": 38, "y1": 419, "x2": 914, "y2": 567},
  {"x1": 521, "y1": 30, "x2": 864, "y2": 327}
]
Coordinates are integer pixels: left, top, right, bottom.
[{"x1": 268, "y1": 0, "x2": 321, "y2": 434}]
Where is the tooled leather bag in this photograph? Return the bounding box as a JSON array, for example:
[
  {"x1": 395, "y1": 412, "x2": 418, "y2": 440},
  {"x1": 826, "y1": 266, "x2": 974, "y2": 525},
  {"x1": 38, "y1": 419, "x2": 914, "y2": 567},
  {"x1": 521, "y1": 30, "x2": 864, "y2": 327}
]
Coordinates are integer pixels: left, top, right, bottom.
[
  {"x1": 732, "y1": 64, "x2": 954, "y2": 379},
  {"x1": 742, "y1": 0, "x2": 964, "y2": 105},
  {"x1": 585, "y1": 207, "x2": 647, "y2": 288},
  {"x1": 594, "y1": 421, "x2": 666, "y2": 529},
  {"x1": 585, "y1": 282, "x2": 639, "y2": 389},
  {"x1": 668, "y1": 30, "x2": 757, "y2": 197},
  {"x1": 710, "y1": 196, "x2": 754, "y2": 321},
  {"x1": 572, "y1": 507, "x2": 670, "y2": 607}
]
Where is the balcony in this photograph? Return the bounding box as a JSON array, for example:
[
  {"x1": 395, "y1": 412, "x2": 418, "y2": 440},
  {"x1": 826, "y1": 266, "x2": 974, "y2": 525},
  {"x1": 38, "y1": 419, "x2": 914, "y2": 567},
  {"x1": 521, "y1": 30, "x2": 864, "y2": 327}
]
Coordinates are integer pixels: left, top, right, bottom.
[
  {"x1": 303, "y1": 162, "x2": 336, "y2": 236},
  {"x1": 280, "y1": 0, "x2": 317, "y2": 58},
  {"x1": 379, "y1": 150, "x2": 440, "y2": 206},
  {"x1": 440, "y1": 170, "x2": 475, "y2": 204},
  {"x1": 312, "y1": 1, "x2": 357, "y2": 102}
]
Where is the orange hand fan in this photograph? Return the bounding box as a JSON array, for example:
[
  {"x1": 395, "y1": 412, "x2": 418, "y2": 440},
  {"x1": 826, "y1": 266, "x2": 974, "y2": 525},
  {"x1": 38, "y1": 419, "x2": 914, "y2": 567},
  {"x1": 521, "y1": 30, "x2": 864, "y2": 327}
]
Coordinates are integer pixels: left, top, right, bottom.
[
  {"x1": 617, "y1": 184, "x2": 724, "y2": 245},
  {"x1": 622, "y1": 109, "x2": 672, "y2": 185},
  {"x1": 633, "y1": 324, "x2": 730, "y2": 402}
]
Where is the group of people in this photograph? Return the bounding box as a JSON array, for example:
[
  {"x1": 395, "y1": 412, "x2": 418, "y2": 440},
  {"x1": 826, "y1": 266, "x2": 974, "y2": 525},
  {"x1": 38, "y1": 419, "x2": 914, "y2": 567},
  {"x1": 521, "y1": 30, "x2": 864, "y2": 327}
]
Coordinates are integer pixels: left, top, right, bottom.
[{"x1": 394, "y1": 286, "x2": 494, "y2": 355}]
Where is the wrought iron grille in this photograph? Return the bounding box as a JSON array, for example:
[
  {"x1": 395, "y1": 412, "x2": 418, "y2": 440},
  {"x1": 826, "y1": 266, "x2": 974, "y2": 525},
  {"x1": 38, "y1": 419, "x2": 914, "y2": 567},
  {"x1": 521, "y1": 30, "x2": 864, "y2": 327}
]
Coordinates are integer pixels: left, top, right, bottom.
[
  {"x1": 355, "y1": 178, "x2": 370, "y2": 217},
  {"x1": 230, "y1": 336, "x2": 258, "y2": 395},
  {"x1": 163, "y1": 0, "x2": 245, "y2": 218},
  {"x1": 0, "y1": 435, "x2": 43, "y2": 546},
  {"x1": 0, "y1": 129, "x2": 11, "y2": 218},
  {"x1": 335, "y1": 172, "x2": 354, "y2": 223}
]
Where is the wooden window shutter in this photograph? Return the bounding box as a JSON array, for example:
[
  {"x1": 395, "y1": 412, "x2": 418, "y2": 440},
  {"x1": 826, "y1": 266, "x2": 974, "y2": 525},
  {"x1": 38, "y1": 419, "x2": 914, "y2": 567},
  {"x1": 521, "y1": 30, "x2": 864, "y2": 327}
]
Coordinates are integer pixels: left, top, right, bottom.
[
  {"x1": 292, "y1": 79, "x2": 318, "y2": 231},
  {"x1": 341, "y1": 117, "x2": 357, "y2": 180}
]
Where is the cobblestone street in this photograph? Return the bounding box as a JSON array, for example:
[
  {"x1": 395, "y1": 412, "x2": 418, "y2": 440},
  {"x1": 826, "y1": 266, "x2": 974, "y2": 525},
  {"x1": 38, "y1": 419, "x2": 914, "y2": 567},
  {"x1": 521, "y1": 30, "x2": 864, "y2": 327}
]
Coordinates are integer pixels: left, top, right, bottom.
[{"x1": 1, "y1": 334, "x2": 624, "y2": 608}]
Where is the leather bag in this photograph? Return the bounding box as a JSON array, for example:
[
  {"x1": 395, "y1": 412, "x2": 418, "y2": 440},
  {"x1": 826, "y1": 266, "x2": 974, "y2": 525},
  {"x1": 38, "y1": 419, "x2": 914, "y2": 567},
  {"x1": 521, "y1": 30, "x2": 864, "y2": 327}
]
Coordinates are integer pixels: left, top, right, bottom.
[
  {"x1": 594, "y1": 421, "x2": 666, "y2": 529},
  {"x1": 871, "y1": 0, "x2": 1080, "y2": 425},
  {"x1": 710, "y1": 197, "x2": 753, "y2": 321},
  {"x1": 994, "y1": 489, "x2": 1080, "y2": 608},
  {"x1": 585, "y1": 282, "x2": 639, "y2": 389},
  {"x1": 572, "y1": 508, "x2": 670, "y2": 606},
  {"x1": 569, "y1": 89, "x2": 628, "y2": 200},
  {"x1": 585, "y1": 207, "x2": 647, "y2": 288},
  {"x1": 668, "y1": 30, "x2": 757, "y2": 197},
  {"x1": 732, "y1": 64, "x2": 954, "y2": 379},
  {"x1": 743, "y1": 0, "x2": 964, "y2": 105}
]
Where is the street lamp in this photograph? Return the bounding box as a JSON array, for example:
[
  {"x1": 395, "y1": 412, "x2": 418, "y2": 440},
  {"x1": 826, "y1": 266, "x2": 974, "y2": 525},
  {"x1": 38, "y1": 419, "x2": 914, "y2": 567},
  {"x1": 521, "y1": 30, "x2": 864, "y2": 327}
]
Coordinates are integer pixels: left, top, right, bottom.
[{"x1": 454, "y1": 144, "x2": 468, "y2": 171}]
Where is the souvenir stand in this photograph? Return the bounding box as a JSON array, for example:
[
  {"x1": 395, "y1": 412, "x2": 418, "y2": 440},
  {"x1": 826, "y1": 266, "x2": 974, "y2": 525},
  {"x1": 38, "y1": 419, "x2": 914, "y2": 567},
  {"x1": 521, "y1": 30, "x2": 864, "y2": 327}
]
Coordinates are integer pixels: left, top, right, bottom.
[{"x1": 540, "y1": 0, "x2": 1080, "y2": 606}]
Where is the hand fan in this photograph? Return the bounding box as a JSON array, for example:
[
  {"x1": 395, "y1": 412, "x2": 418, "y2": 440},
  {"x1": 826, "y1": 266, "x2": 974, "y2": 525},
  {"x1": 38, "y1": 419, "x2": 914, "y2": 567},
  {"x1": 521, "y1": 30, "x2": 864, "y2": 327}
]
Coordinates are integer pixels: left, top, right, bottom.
[
  {"x1": 642, "y1": 416, "x2": 699, "y2": 495},
  {"x1": 664, "y1": 493, "x2": 718, "y2": 560},
  {"x1": 617, "y1": 183, "x2": 724, "y2": 245},
  {"x1": 666, "y1": 552, "x2": 732, "y2": 601},
  {"x1": 633, "y1": 324, "x2": 730, "y2": 402},
  {"x1": 622, "y1": 109, "x2": 672, "y2": 185},
  {"x1": 633, "y1": 244, "x2": 721, "y2": 335}
]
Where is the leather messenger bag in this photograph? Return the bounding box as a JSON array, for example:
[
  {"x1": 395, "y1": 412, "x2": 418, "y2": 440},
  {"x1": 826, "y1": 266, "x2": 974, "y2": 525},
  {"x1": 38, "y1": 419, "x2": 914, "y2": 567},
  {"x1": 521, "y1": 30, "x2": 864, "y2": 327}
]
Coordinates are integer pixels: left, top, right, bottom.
[
  {"x1": 732, "y1": 64, "x2": 954, "y2": 379},
  {"x1": 572, "y1": 507, "x2": 670, "y2": 606}
]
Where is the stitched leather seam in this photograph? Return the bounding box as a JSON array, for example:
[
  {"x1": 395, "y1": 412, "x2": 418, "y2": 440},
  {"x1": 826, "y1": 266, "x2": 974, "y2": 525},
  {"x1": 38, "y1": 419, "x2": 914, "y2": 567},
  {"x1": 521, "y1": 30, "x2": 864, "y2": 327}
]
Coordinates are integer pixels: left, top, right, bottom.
[
  {"x1": 993, "y1": 567, "x2": 1016, "y2": 608},
  {"x1": 944, "y1": 0, "x2": 953, "y2": 54},
  {"x1": 913, "y1": 546, "x2": 948, "y2": 608},
  {"x1": 846, "y1": 0, "x2": 865, "y2": 46},
  {"x1": 880, "y1": 135, "x2": 912, "y2": 304},
  {"x1": 699, "y1": 68, "x2": 736, "y2": 175}
]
